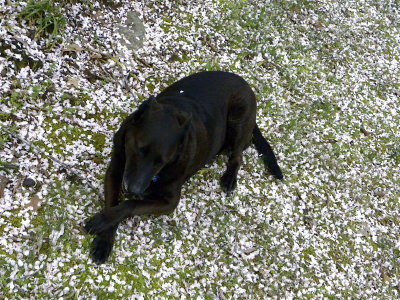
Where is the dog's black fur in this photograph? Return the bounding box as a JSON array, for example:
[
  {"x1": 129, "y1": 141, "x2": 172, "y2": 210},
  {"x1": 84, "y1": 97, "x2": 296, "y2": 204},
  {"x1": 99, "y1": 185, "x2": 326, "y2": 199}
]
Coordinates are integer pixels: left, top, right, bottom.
[{"x1": 84, "y1": 71, "x2": 283, "y2": 264}]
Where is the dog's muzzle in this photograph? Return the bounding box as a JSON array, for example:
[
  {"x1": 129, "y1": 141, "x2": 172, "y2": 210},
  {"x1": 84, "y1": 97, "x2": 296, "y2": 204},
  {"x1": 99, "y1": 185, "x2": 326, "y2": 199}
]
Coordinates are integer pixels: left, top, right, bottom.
[{"x1": 122, "y1": 181, "x2": 145, "y2": 199}]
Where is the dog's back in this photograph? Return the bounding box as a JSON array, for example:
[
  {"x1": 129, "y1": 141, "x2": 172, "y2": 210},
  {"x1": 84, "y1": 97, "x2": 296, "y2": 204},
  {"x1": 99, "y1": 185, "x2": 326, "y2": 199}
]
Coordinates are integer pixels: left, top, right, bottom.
[
  {"x1": 158, "y1": 71, "x2": 256, "y2": 114},
  {"x1": 156, "y1": 71, "x2": 257, "y2": 160}
]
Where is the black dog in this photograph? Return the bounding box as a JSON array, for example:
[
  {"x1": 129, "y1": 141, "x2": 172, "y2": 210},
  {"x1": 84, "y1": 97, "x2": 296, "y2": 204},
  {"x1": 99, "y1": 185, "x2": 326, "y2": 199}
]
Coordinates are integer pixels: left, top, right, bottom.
[{"x1": 85, "y1": 71, "x2": 283, "y2": 264}]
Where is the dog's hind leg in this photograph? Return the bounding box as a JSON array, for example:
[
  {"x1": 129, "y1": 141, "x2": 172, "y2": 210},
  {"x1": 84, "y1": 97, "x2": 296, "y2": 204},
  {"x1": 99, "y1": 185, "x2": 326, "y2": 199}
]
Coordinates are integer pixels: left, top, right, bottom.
[
  {"x1": 220, "y1": 151, "x2": 242, "y2": 194},
  {"x1": 221, "y1": 122, "x2": 255, "y2": 194},
  {"x1": 221, "y1": 127, "x2": 254, "y2": 194},
  {"x1": 221, "y1": 95, "x2": 256, "y2": 194}
]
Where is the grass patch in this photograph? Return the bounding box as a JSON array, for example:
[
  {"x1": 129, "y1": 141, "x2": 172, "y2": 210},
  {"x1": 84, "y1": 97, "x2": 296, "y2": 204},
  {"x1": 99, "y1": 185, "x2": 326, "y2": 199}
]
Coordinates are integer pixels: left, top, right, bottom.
[
  {"x1": 0, "y1": 160, "x2": 18, "y2": 173},
  {"x1": 390, "y1": 145, "x2": 400, "y2": 164},
  {"x1": 19, "y1": 0, "x2": 66, "y2": 42}
]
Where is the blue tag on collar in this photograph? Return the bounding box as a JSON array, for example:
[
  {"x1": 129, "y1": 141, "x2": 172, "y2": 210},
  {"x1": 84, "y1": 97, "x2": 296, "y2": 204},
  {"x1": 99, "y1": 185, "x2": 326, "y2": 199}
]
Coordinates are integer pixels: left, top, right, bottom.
[{"x1": 152, "y1": 175, "x2": 160, "y2": 182}]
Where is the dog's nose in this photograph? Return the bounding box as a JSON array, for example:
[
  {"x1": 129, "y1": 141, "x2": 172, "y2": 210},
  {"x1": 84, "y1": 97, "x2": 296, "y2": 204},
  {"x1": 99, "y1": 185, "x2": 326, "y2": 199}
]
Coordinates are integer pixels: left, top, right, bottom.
[
  {"x1": 123, "y1": 182, "x2": 144, "y2": 199},
  {"x1": 123, "y1": 188, "x2": 144, "y2": 200}
]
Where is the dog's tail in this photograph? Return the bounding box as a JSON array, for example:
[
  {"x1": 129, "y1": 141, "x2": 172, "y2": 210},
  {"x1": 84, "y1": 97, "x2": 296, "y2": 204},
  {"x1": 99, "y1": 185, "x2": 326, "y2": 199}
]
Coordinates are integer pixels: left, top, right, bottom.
[{"x1": 252, "y1": 124, "x2": 283, "y2": 180}]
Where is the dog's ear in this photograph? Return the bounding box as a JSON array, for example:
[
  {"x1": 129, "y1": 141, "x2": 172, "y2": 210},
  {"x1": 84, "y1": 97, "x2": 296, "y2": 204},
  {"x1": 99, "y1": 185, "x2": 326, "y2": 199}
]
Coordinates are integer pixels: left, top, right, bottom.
[
  {"x1": 148, "y1": 96, "x2": 162, "y2": 112},
  {"x1": 114, "y1": 111, "x2": 138, "y2": 146},
  {"x1": 113, "y1": 123, "x2": 126, "y2": 149},
  {"x1": 175, "y1": 110, "x2": 192, "y2": 128},
  {"x1": 129, "y1": 96, "x2": 157, "y2": 123}
]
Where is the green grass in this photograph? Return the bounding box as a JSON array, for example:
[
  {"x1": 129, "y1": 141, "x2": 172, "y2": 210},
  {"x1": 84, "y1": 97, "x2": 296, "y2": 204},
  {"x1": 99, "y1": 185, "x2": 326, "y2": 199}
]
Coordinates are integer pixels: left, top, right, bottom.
[
  {"x1": 19, "y1": 0, "x2": 66, "y2": 42},
  {"x1": 0, "y1": 160, "x2": 18, "y2": 173}
]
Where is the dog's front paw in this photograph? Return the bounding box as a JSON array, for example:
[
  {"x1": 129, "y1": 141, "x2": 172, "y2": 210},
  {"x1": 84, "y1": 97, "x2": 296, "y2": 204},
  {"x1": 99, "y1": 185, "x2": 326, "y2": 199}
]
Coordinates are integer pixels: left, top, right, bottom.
[
  {"x1": 85, "y1": 211, "x2": 113, "y2": 235},
  {"x1": 90, "y1": 235, "x2": 114, "y2": 265},
  {"x1": 220, "y1": 172, "x2": 237, "y2": 195}
]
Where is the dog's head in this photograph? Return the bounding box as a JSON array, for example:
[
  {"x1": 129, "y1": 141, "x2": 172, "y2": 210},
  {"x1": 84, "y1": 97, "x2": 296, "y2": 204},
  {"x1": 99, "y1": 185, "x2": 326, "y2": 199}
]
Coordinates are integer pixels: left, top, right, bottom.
[{"x1": 117, "y1": 97, "x2": 191, "y2": 198}]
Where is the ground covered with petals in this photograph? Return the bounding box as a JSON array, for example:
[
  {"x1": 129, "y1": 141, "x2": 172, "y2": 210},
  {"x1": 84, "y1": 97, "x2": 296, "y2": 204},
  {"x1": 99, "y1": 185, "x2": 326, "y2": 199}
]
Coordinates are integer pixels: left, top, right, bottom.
[{"x1": 0, "y1": 0, "x2": 399, "y2": 298}]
